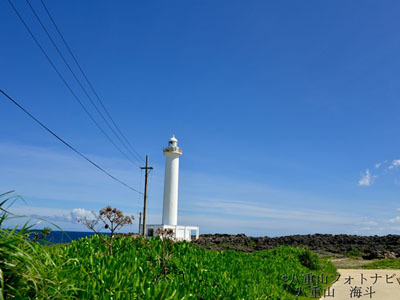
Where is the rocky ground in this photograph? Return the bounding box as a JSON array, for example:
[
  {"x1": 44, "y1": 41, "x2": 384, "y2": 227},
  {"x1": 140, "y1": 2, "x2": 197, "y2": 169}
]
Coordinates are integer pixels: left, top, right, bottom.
[{"x1": 193, "y1": 233, "x2": 400, "y2": 259}]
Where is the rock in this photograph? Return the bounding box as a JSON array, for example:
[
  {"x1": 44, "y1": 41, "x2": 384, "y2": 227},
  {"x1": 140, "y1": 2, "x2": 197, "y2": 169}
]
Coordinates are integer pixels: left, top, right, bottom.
[{"x1": 193, "y1": 233, "x2": 400, "y2": 259}]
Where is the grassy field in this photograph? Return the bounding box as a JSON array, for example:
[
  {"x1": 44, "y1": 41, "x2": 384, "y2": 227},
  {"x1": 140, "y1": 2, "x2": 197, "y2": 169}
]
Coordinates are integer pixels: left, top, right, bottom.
[
  {"x1": 327, "y1": 255, "x2": 400, "y2": 270},
  {"x1": 1, "y1": 231, "x2": 338, "y2": 299},
  {"x1": 362, "y1": 258, "x2": 400, "y2": 269},
  {"x1": 1, "y1": 192, "x2": 337, "y2": 299},
  {"x1": 50, "y1": 236, "x2": 338, "y2": 299}
]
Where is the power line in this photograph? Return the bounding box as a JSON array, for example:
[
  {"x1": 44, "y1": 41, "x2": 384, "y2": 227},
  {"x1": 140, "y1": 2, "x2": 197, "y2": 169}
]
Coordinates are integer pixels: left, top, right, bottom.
[
  {"x1": 39, "y1": 0, "x2": 144, "y2": 164},
  {"x1": 0, "y1": 89, "x2": 143, "y2": 195},
  {"x1": 26, "y1": 0, "x2": 143, "y2": 165},
  {"x1": 7, "y1": 0, "x2": 141, "y2": 167}
]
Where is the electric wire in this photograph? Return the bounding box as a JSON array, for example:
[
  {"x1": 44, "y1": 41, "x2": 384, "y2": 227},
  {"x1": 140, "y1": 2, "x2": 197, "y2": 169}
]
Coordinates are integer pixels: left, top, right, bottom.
[
  {"x1": 26, "y1": 0, "x2": 143, "y2": 165},
  {"x1": 39, "y1": 0, "x2": 144, "y2": 164},
  {"x1": 0, "y1": 89, "x2": 142, "y2": 195},
  {"x1": 7, "y1": 0, "x2": 141, "y2": 167}
]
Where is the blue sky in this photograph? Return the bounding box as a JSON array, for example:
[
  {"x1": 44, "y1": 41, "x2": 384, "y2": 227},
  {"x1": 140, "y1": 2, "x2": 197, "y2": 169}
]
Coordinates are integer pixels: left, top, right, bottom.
[{"x1": 1, "y1": 0, "x2": 400, "y2": 236}]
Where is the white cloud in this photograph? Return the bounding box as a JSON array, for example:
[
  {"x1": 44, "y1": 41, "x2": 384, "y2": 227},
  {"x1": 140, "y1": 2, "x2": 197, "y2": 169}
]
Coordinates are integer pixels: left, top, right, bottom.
[
  {"x1": 192, "y1": 198, "x2": 358, "y2": 225},
  {"x1": 359, "y1": 159, "x2": 400, "y2": 186},
  {"x1": 0, "y1": 142, "x2": 143, "y2": 208},
  {"x1": 358, "y1": 169, "x2": 376, "y2": 186},
  {"x1": 389, "y1": 216, "x2": 400, "y2": 223},
  {"x1": 9, "y1": 206, "x2": 96, "y2": 224},
  {"x1": 360, "y1": 220, "x2": 378, "y2": 226},
  {"x1": 375, "y1": 160, "x2": 388, "y2": 169},
  {"x1": 9, "y1": 206, "x2": 71, "y2": 219},
  {"x1": 4, "y1": 205, "x2": 139, "y2": 232},
  {"x1": 388, "y1": 159, "x2": 400, "y2": 170},
  {"x1": 70, "y1": 208, "x2": 95, "y2": 221}
]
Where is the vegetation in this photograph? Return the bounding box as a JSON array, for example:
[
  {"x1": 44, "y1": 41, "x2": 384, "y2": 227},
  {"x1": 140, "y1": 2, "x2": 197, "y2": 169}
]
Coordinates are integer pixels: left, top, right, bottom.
[
  {"x1": 46, "y1": 236, "x2": 336, "y2": 299},
  {"x1": 1, "y1": 191, "x2": 337, "y2": 299},
  {"x1": 78, "y1": 206, "x2": 134, "y2": 255},
  {"x1": 345, "y1": 249, "x2": 364, "y2": 258},
  {"x1": 0, "y1": 191, "x2": 76, "y2": 299},
  {"x1": 362, "y1": 258, "x2": 400, "y2": 269}
]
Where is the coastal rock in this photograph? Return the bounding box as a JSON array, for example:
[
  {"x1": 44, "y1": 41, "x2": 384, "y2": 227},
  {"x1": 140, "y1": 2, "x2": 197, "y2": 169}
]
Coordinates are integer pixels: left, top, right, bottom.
[{"x1": 193, "y1": 233, "x2": 400, "y2": 259}]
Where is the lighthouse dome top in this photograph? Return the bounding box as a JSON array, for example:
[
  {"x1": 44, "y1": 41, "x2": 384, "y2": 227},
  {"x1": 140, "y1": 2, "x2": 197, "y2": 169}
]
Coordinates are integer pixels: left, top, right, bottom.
[
  {"x1": 163, "y1": 134, "x2": 182, "y2": 155},
  {"x1": 169, "y1": 135, "x2": 178, "y2": 143}
]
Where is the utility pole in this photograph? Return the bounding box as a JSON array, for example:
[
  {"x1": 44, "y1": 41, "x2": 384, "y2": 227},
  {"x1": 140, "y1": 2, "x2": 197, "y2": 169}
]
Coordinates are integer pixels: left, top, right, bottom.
[
  {"x1": 140, "y1": 155, "x2": 153, "y2": 237},
  {"x1": 138, "y1": 212, "x2": 142, "y2": 235}
]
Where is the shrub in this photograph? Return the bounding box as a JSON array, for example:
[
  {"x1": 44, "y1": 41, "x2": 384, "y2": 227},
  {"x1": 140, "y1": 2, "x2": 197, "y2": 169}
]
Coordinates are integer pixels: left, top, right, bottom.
[
  {"x1": 299, "y1": 247, "x2": 320, "y2": 270},
  {"x1": 0, "y1": 191, "x2": 76, "y2": 299},
  {"x1": 77, "y1": 206, "x2": 134, "y2": 255}
]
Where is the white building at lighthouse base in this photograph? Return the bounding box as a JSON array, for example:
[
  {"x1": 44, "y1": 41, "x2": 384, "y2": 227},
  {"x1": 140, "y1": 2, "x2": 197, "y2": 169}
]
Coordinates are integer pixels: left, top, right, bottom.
[
  {"x1": 146, "y1": 224, "x2": 199, "y2": 241},
  {"x1": 146, "y1": 135, "x2": 199, "y2": 242}
]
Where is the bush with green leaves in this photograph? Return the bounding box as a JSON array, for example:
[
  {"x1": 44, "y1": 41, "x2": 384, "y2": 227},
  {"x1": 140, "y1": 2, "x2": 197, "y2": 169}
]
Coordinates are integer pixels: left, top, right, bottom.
[{"x1": 0, "y1": 191, "x2": 76, "y2": 299}]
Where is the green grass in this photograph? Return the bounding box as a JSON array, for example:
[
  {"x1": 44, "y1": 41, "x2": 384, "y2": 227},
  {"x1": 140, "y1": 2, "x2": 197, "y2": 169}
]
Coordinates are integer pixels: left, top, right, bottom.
[
  {"x1": 1, "y1": 191, "x2": 337, "y2": 299},
  {"x1": 219, "y1": 242, "x2": 233, "y2": 248},
  {"x1": 0, "y1": 191, "x2": 76, "y2": 299},
  {"x1": 45, "y1": 236, "x2": 337, "y2": 299},
  {"x1": 362, "y1": 258, "x2": 400, "y2": 269},
  {"x1": 345, "y1": 249, "x2": 364, "y2": 258}
]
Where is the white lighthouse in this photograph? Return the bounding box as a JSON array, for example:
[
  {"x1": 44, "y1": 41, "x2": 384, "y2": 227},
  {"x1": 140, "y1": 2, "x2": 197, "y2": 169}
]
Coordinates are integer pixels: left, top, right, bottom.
[
  {"x1": 162, "y1": 135, "x2": 181, "y2": 225},
  {"x1": 146, "y1": 135, "x2": 199, "y2": 241}
]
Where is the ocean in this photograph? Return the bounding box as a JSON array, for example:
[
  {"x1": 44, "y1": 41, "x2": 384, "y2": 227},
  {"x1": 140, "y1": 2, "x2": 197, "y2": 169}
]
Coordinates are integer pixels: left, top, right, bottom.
[{"x1": 30, "y1": 230, "x2": 110, "y2": 244}]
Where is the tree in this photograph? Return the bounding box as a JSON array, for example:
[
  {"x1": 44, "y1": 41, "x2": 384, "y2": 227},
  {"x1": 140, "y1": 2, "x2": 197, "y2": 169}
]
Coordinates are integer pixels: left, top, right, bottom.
[{"x1": 78, "y1": 206, "x2": 134, "y2": 255}]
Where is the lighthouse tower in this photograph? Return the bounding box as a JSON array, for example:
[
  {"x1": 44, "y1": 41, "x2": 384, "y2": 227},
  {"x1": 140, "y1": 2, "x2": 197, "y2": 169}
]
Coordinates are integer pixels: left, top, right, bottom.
[
  {"x1": 146, "y1": 135, "x2": 199, "y2": 241},
  {"x1": 162, "y1": 135, "x2": 182, "y2": 225}
]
